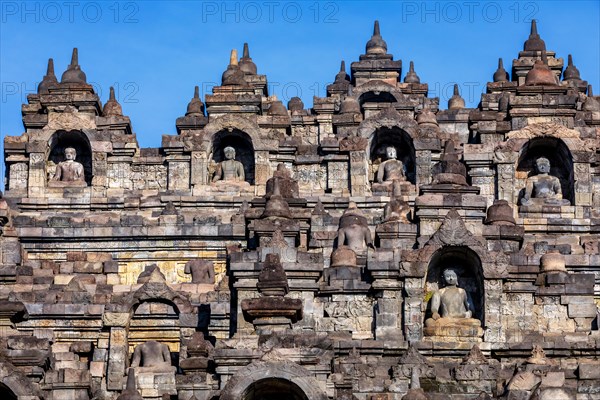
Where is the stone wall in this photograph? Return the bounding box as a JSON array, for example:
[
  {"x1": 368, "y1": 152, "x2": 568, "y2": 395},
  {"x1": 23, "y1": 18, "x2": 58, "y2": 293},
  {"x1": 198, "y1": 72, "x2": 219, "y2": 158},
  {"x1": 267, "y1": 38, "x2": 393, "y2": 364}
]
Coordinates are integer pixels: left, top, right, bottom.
[{"x1": 1, "y1": 20, "x2": 599, "y2": 400}]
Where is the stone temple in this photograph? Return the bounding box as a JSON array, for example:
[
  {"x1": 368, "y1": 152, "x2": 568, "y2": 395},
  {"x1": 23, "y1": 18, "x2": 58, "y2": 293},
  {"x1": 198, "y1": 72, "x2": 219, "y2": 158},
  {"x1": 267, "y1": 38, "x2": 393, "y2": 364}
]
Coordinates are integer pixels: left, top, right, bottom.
[{"x1": 1, "y1": 19, "x2": 600, "y2": 400}]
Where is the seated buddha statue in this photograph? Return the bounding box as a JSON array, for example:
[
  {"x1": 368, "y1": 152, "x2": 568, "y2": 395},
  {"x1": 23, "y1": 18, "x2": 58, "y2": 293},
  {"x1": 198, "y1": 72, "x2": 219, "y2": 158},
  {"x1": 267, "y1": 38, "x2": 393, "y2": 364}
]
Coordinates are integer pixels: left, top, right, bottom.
[{"x1": 424, "y1": 268, "x2": 483, "y2": 338}]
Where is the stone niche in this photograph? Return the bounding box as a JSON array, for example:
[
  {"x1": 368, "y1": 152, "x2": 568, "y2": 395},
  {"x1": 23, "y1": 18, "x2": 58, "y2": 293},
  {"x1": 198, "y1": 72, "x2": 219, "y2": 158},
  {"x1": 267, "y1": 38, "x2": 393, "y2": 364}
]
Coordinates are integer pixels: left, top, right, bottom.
[
  {"x1": 47, "y1": 130, "x2": 93, "y2": 185},
  {"x1": 236, "y1": 378, "x2": 310, "y2": 400},
  {"x1": 370, "y1": 126, "x2": 416, "y2": 185},
  {"x1": 516, "y1": 136, "x2": 574, "y2": 205},
  {"x1": 423, "y1": 246, "x2": 485, "y2": 340},
  {"x1": 211, "y1": 128, "x2": 255, "y2": 185}
]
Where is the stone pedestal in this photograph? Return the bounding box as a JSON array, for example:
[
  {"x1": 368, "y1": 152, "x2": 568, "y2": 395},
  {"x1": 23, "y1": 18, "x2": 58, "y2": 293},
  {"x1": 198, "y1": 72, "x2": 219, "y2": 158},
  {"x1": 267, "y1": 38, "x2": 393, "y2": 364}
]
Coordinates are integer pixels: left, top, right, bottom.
[
  {"x1": 371, "y1": 180, "x2": 415, "y2": 196},
  {"x1": 241, "y1": 297, "x2": 303, "y2": 334},
  {"x1": 423, "y1": 317, "x2": 484, "y2": 342},
  {"x1": 133, "y1": 367, "x2": 177, "y2": 399},
  {"x1": 376, "y1": 221, "x2": 417, "y2": 249},
  {"x1": 48, "y1": 180, "x2": 87, "y2": 188},
  {"x1": 320, "y1": 265, "x2": 371, "y2": 294}
]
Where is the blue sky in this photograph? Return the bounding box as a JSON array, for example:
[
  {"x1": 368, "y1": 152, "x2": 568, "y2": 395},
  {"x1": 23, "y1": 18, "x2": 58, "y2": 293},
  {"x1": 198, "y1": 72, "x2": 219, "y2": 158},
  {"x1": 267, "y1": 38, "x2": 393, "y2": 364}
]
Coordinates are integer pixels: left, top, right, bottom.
[{"x1": 1, "y1": 0, "x2": 599, "y2": 159}]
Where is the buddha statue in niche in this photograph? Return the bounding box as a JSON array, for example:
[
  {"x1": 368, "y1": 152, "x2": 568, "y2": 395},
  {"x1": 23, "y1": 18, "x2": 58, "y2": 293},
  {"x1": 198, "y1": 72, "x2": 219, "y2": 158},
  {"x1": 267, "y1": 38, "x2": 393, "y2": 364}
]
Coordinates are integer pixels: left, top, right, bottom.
[
  {"x1": 377, "y1": 146, "x2": 405, "y2": 183},
  {"x1": 212, "y1": 146, "x2": 245, "y2": 183},
  {"x1": 424, "y1": 268, "x2": 483, "y2": 338},
  {"x1": 48, "y1": 147, "x2": 86, "y2": 187},
  {"x1": 372, "y1": 146, "x2": 408, "y2": 195},
  {"x1": 130, "y1": 340, "x2": 174, "y2": 372},
  {"x1": 521, "y1": 157, "x2": 570, "y2": 206}
]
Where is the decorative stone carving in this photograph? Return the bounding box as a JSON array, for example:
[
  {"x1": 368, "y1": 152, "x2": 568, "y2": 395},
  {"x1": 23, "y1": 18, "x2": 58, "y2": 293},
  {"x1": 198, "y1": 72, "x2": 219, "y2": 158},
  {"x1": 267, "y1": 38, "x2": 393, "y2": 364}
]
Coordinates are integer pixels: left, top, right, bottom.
[
  {"x1": 241, "y1": 254, "x2": 303, "y2": 332},
  {"x1": 393, "y1": 344, "x2": 435, "y2": 381},
  {"x1": 506, "y1": 372, "x2": 541, "y2": 393},
  {"x1": 506, "y1": 122, "x2": 581, "y2": 140},
  {"x1": 257, "y1": 253, "x2": 289, "y2": 297},
  {"x1": 48, "y1": 147, "x2": 86, "y2": 187},
  {"x1": 179, "y1": 332, "x2": 213, "y2": 375},
  {"x1": 428, "y1": 210, "x2": 483, "y2": 248},
  {"x1": 527, "y1": 344, "x2": 547, "y2": 365},
  {"x1": 431, "y1": 140, "x2": 467, "y2": 186},
  {"x1": 383, "y1": 195, "x2": 411, "y2": 224},
  {"x1": 184, "y1": 259, "x2": 215, "y2": 284},
  {"x1": 265, "y1": 163, "x2": 299, "y2": 199},
  {"x1": 136, "y1": 264, "x2": 165, "y2": 284},
  {"x1": 484, "y1": 200, "x2": 516, "y2": 225},
  {"x1": 261, "y1": 178, "x2": 291, "y2": 219},
  {"x1": 521, "y1": 157, "x2": 570, "y2": 206},
  {"x1": 539, "y1": 250, "x2": 567, "y2": 274},
  {"x1": 424, "y1": 268, "x2": 483, "y2": 338},
  {"x1": 454, "y1": 344, "x2": 498, "y2": 381},
  {"x1": 337, "y1": 202, "x2": 373, "y2": 253},
  {"x1": 116, "y1": 369, "x2": 143, "y2": 400},
  {"x1": 401, "y1": 368, "x2": 428, "y2": 400}
]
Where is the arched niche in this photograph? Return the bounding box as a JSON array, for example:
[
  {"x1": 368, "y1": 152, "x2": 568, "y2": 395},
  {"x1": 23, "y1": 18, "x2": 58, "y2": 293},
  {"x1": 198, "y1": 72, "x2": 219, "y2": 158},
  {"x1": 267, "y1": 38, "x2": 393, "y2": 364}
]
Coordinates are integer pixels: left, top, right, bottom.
[
  {"x1": 211, "y1": 129, "x2": 255, "y2": 185},
  {"x1": 48, "y1": 130, "x2": 92, "y2": 185},
  {"x1": 370, "y1": 127, "x2": 416, "y2": 183},
  {"x1": 358, "y1": 91, "x2": 397, "y2": 107},
  {"x1": 128, "y1": 300, "x2": 180, "y2": 367},
  {"x1": 0, "y1": 359, "x2": 40, "y2": 399},
  {"x1": 0, "y1": 383, "x2": 17, "y2": 400},
  {"x1": 516, "y1": 137, "x2": 574, "y2": 204},
  {"x1": 353, "y1": 81, "x2": 402, "y2": 105},
  {"x1": 242, "y1": 378, "x2": 309, "y2": 400},
  {"x1": 425, "y1": 246, "x2": 484, "y2": 323},
  {"x1": 220, "y1": 361, "x2": 328, "y2": 400}
]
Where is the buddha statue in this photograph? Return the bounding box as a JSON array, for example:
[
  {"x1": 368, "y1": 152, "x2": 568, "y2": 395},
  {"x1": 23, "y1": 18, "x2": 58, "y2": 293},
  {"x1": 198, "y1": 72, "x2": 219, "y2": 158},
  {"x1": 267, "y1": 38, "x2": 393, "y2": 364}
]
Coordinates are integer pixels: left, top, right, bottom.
[
  {"x1": 337, "y1": 202, "x2": 374, "y2": 253},
  {"x1": 49, "y1": 147, "x2": 86, "y2": 187},
  {"x1": 383, "y1": 196, "x2": 410, "y2": 224},
  {"x1": 372, "y1": 146, "x2": 406, "y2": 194},
  {"x1": 212, "y1": 146, "x2": 246, "y2": 183},
  {"x1": 424, "y1": 268, "x2": 483, "y2": 338},
  {"x1": 131, "y1": 341, "x2": 173, "y2": 372},
  {"x1": 377, "y1": 146, "x2": 405, "y2": 183},
  {"x1": 521, "y1": 157, "x2": 570, "y2": 206},
  {"x1": 184, "y1": 259, "x2": 215, "y2": 284}
]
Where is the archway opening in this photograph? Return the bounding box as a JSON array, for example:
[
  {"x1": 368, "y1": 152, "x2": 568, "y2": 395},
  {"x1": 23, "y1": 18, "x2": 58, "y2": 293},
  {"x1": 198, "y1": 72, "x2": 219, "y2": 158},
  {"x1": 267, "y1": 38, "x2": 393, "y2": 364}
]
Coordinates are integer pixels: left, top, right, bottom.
[
  {"x1": 516, "y1": 137, "x2": 574, "y2": 204},
  {"x1": 0, "y1": 383, "x2": 17, "y2": 400},
  {"x1": 48, "y1": 130, "x2": 92, "y2": 185},
  {"x1": 242, "y1": 378, "x2": 309, "y2": 400},
  {"x1": 359, "y1": 91, "x2": 397, "y2": 106},
  {"x1": 370, "y1": 127, "x2": 416, "y2": 183},
  {"x1": 128, "y1": 300, "x2": 180, "y2": 367},
  {"x1": 425, "y1": 246, "x2": 484, "y2": 323},
  {"x1": 358, "y1": 91, "x2": 397, "y2": 117},
  {"x1": 212, "y1": 129, "x2": 255, "y2": 184}
]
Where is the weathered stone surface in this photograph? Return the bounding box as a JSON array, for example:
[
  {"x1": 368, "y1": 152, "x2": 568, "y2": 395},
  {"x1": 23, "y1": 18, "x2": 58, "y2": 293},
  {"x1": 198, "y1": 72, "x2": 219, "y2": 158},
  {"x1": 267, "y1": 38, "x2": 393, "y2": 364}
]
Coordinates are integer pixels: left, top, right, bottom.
[{"x1": 1, "y1": 18, "x2": 599, "y2": 400}]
